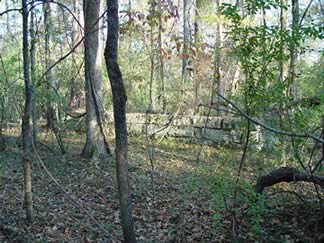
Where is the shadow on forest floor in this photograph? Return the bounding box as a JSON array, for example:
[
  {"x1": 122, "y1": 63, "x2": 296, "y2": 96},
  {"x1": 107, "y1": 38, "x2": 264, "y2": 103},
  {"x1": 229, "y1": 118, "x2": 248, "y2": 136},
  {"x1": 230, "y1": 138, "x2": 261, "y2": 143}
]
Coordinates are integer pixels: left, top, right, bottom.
[{"x1": 0, "y1": 130, "x2": 323, "y2": 242}]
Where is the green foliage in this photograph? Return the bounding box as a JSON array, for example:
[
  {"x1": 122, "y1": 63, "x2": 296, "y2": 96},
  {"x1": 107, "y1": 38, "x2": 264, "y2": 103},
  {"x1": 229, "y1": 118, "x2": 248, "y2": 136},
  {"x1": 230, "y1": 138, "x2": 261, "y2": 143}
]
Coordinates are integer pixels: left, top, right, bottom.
[
  {"x1": 219, "y1": 5, "x2": 290, "y2": 114},
  {"x1": 220, "y1": 0, "x2": 323, "y2": 165},
  {"x1": 0, "y1": 47, "x2": 25, "y2": 121},
  {"x1": 119, "y1": 42, "x2": 151, "y2": 112},
  {"x1": 290, "y1": 58, "x2": 324, "y2": 131},
  {"x1": 299, "y1": 59, "x2": 324, "y2": 96},
  {"x1": 208, "y1": 172, "x2": 266, "y2": 239},
  {"x1": 186, "y1": 166, "x2": 266, "y2": 240},
  {"x1": 245, "y1": 0, "x2": 283, "y2": 14},
  {"x1": 220, "y1": 1, "x2": 322, "y2": 114},
  {"x1": 219, "y1": 3, "x2": 241, "y2": 24}
]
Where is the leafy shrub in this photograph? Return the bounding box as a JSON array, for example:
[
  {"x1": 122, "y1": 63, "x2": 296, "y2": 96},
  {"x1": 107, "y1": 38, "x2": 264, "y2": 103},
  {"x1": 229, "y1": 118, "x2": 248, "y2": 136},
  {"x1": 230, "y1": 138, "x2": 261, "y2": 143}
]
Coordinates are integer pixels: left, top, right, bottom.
[{"x1": 207, "y1": 172, "x2": 266, "y2": 240}]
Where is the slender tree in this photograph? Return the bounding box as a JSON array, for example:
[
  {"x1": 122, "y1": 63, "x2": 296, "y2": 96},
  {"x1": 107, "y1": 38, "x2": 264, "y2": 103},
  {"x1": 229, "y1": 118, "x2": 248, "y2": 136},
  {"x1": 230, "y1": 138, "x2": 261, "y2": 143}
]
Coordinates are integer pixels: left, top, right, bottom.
[
  {"x1": 148, "y1": 1, "x2": 157, "y2": 113},
  {"x1": 72, "y1": 0, "x2": 81, "y2": 53},
  {"x1": 158, "y1": 0, "x2": 166, "y2": 113},
  {"x1": 104, "y1": 0, "x2": 137, "y2": 241},
  {"x1": 235, "y1": 0, "x2": 244, "y2": 17},
  {"x1": 44, "y1": 2, "x2": 55, "y2": 129},
  {"x1": 22, "y1": 0, "x2": 34, "y2": 223},
  {"x1": 215, "y1": 0, "x2": 223, "y2": 115},
  {"x1": 289, "y1": 0, "x2": 299, "y2": 98},
  {"x1": 30, "y1": 1, "x2": 37, "y2": 145},
  {"x1": 5, "y1": 0, "x2": 11, "y2": 32},
  {"x1": 70, "y1": 0, "x2": 82, "y2": 105},
  {"x1": 182, "y1": 0, "x2": 191, "y2": 88},
  {"x1": 44, "y1": 2, "x2": 66, "y2": 154},
  {"x1": 279, "y1": 0, "x2": 288, "y2": 83},
  {"x1": 82, "y1": 0, "x2": 110, "y2": 158},
  {"x1": 128, "y1": 0, "x2": 132, "y2": 10},
  {"x1": 193, "y1": 0, "x2": 202, "y2": 112}
]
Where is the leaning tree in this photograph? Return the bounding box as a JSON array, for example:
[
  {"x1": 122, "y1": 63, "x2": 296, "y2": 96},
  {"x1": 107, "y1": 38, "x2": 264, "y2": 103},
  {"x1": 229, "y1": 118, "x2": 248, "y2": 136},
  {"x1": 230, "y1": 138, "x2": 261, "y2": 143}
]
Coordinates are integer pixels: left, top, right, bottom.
[{"x1": 104, "y1": 0, "x2": 137, "y2": 242}]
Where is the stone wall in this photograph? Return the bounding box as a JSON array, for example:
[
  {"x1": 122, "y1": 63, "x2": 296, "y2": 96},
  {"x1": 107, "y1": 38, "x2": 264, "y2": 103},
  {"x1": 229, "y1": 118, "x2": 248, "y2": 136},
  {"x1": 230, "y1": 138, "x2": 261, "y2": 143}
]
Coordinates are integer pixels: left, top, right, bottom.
[{"x1": 124, "y1": 113, "x2": 242, "y2": 145}]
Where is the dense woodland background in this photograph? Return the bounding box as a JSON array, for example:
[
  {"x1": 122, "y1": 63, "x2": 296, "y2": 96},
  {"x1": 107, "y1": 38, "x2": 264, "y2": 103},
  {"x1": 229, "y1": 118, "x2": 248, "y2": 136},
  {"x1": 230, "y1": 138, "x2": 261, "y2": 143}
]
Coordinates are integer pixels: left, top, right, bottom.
[{"x1": 0, "y1": 0, "x2": 323, "y2": 241}]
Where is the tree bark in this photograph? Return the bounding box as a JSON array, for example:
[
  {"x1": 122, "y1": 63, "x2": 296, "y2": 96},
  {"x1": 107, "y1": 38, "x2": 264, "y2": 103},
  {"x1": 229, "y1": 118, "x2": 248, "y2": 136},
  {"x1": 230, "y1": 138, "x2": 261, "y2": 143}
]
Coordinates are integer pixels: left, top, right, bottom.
[
  {"x1": 215, "y1": 0, "x2": 223, "y2": 116},
  {"x1": 30, "y1": 1, "x2": 37, "y2": 145},
  {"x1": 69, "y1": 0, "x2": 81, "y2": 105},
  {"x1": 158, "y1": 0, "x2": 166, "y2": 113},
  {"x1": 22, "y1": 0, "x2": 34, "y2": 223},
  {"x1": 5, "y1": 0, "x2": 11, "y2": 32},
  {"x1": 81, "y1": 0, "x2": 110, "y2": 158},
  {"x1": 44, "y1": 2, "x2": 55, "y2": 129},
  {"x1": 289, "y1": 0, "x2": 299, "y2": 98},
  {"x1": 193, "y1": 0, "x2": 202, "y2": 113},
  {"x1": 182, "y1": 0, "x2": 191, "y2": 89},
  {"x1": 128, "y1": 0, "x2": 132, "y2": 11},
  {"x1": 148, "y1": 3, "x2": 157, "y2": 113},
  {"x1": 0, "y1": 96, "x2": 5, "y2": 150},
  {"x1": 104, "y1": 0, "x2": 137, "y2": 241},
  {"x1": 44, "y1": 2, "x2": 66, "y2": 154},
  {"x1": 255, "y1": 167, "x2": 324, "y2": 194},
  {"x1": 235, "y1": 0, "x2": 244, "y2": 17},
  {"x1": 321, "y1": 116, "x2": 324, "y2": 168},
  {"x1": 72, "y1": 0, "x2": 82, "y2": 53},
  {"x1": 279, "y1": 0, "x2": 288, "y2": 83}
]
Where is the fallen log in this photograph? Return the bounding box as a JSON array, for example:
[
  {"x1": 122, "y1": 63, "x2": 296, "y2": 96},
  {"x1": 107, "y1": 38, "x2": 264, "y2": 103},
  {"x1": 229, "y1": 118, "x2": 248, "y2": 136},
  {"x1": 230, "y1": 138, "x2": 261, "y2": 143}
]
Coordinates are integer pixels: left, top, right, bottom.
[{"x1": 255, "y1": 167, "x2": 324, "y2": 194}]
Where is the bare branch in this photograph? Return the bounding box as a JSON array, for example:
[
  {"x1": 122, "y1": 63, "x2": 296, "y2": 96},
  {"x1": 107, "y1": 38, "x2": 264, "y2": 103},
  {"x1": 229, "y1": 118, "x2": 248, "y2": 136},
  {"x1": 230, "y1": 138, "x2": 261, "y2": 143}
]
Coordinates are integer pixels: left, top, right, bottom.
[
  {"x1": 0, "y1": 8, "x2": 21, "y2": 16},
  {"x1": 299, "y1": 0, "x2": 315, "y2": 27},
  {"x1": 214, "y1": 91, "x2": 324, "y2": 144},
  {"x1": 30, "y1": 0, "x2": 84, "y2": 31}
]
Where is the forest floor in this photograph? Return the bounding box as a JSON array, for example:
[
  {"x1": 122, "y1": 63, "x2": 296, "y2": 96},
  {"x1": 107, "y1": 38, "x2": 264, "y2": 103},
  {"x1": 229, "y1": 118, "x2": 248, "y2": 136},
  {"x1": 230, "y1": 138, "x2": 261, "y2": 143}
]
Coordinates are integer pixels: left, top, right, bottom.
[{"x1": 0, "y1": 127, "x2": 323, "y2": 242}]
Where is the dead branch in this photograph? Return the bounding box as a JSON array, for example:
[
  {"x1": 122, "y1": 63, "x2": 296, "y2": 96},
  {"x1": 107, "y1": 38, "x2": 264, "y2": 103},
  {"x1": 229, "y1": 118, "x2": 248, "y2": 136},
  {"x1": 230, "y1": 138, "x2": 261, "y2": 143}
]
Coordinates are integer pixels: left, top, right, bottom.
[
  {"x1": 30, "y1": 138, "x2": 116, "y2": 240},
  {"x1": 255, "y1": 167, "x2": 324, "y2": 194}
]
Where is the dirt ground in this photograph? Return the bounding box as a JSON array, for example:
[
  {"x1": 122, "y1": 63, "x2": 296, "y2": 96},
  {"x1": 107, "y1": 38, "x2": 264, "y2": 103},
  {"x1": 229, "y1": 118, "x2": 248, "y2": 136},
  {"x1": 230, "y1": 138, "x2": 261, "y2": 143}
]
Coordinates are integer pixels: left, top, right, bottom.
[{"x1": 0, "y1": 130, "x2": 323, "y2": 242}]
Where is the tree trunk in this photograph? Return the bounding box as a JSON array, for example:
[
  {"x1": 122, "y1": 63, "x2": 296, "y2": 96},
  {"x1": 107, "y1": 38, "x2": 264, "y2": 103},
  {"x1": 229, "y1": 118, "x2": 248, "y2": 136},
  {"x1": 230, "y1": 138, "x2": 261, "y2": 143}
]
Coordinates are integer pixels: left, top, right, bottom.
[
  {"x1": 69, "y1": 0, "x2": 81, "y2": 104},
  {"x1": 321, "y1": 116, "x2": 324, "y2": 169},
  {"x1": 235, "y1": 0, "x2": 244, "y2": 17},
  {"x1": 149, "y1": 24, "x2": 157, "y2": 113},
  {"x1": 69, "y1": 0, "x2": 81, "y2": 105},
  {"x1": 104, "y1": 0, "x2": 137, "y2": 241},
  {"x1": 44, "y1": 2, "x2": 55, "y2": 129},
  {"x1": 193, "y1": 0, "x2": 202, "y2": 113},
  {"x1": 44, "y1": 2, "x2": 66, "y2": 154},
  {"x1": 0, "y1": 103, "x2": 4, "y2": 150},
  {"x1": 82, "y1": 0, "x2": 110, "y2": 158},
  {"x1": 72, "y1": 0, "x2": 82, "y2": 53},
  {"x1": 289, "y1": 0, "x2": 299, "y2": 99},
  {"x1": 158, "y1": 0, "x2": 166, "y2": 113},
  {"x1": 215, "y1": 0, "x2": 223, "y2": 116},
  {"x1": 255, "y1": 167, "x2": 324, "y2": 194},
  {"x1": 5, "y1": 0, "x2": 11, "y2": 32},
  {"x1": 279, "y1": 0, "x2": 288, "y2": 82},
  {"x1": 22, "y1": 0, "x2": 34, "y2": 223},
  {"x1": 30, "y1": 1, "x2": 37, "y2": 145},
  {"x1": 182, "y1": 0, "x2": 191, "y2": 90}
]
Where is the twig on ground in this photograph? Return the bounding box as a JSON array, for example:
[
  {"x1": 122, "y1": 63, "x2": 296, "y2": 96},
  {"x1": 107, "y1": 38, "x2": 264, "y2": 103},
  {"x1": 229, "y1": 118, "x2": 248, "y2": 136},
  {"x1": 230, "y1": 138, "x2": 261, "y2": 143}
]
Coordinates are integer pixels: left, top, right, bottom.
[{"x1": 31, "y1": 138, "x2": 117, "y2": 240}]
